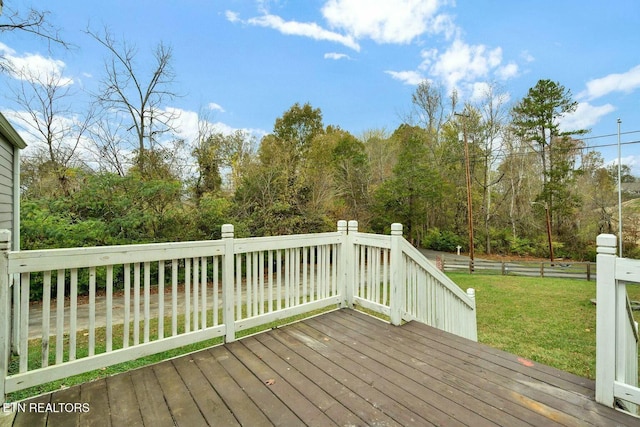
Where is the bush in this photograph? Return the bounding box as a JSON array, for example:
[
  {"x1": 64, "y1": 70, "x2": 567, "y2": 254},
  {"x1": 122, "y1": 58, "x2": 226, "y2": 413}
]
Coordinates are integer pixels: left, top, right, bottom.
[{"x1": 422, "y1": 228, "x2": 465, "y2": 252}]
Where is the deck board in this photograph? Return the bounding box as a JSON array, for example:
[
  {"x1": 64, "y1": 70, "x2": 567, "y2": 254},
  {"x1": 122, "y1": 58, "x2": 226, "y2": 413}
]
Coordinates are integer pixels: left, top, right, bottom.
[{"x1": 8, "y1": 309, "x2": 639, "y2": 426}]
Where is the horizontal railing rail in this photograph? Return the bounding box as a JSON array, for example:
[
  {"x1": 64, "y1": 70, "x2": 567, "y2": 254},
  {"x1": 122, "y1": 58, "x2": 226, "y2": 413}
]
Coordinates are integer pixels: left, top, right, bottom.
[{"x1": 0, "y1": 222, "x2": 477, "y2": 403}]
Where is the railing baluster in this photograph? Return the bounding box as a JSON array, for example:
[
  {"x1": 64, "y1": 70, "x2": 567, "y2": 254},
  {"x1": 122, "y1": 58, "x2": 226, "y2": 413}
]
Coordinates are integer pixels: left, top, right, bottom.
[
  {"x1": 106, "y1": 265, "x2": 113, "y2": 352},
  {"x1": 123, "y1": 264, "x2": 130, "y2": 348},
  {"x1": 201, "y1": 257, "x2": 207, "y2": 329},
  {"x1": 246, "y1": 253, "x2": 252, "y2": 318},
  {"x1": 55, "y1": 270, "x2": 65, "y2": 364},
  {"x1": 171, "y1": 260, "x2": 178, "y2": 336},
  {"x1": 19, "y1": 272, "x2": 29, "y2": 372},
  {"x1": 42, "y1": 271, "x2": 51, "y2": 367},
  {"x1": 193, "y1": 257, "x2": 199, "y2": 330},
  {"x1": 302, "y1": 247, "x2": 308, "y2": 304},
  {"x1": 276, "y1": 250, "x2": 282, "y2": 311},
  {"x1": 253, "y1": 252, "x2": 259, "y2": 315},
  {"x1": 158, "y1": 260, "x2": 164, "y2": 339},
  {"x1": 69, "y1": 269, "x2": 78, "y2": 361},
  {"x1": 134, "y1": 263, "x2": 141, "y2": 345},
  {"x1": 89, "y1": 267, "x2": 96, "y2": 356},
  {"x1": 258, "y1": 251, "x2": 264, "y2": 315},
  {"x1": 144, "y1": 262, "x2": 151, "y2": 343},
  {"x1": 309, "y1": 246, "x2": 317, "y2": 301},
  {"x1": 294, "y1": 248, "x2": 300, "y2": 305},
  {"x1": 330, "y1": 244, "x2": 340, "y2": 296},
  {"x1": 185, "y1": 258, "x2": 191, "y2": 332},
  {"x1": 268, "y1": 251, "x2": 273, "y2": 312},
  {"x1": 213, "y1": 256, "x2": 219, "y2": 326},
  {"x1": 285, "y1": 249, "x2": 290, "y2": 308}
]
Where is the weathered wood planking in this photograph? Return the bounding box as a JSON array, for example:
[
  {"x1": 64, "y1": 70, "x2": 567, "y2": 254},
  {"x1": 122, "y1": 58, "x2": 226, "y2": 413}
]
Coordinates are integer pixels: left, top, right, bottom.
[{"x1": 9, "y1": 309, "x2": 638, "y2": 426}]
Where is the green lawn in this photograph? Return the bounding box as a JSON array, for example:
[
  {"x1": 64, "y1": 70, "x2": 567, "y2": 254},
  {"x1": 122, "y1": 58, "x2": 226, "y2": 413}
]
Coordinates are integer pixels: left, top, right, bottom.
[{"x1": 449, "y1": 272, "x2": 640, "y2": 380}]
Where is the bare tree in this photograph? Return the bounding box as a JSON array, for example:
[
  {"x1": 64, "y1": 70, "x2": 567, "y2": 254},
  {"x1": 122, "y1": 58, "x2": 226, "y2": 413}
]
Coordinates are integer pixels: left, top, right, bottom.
[
  {"x1": 9, "y1": 67, "x2": 94, "y2": 194},
  {"x1": 86, "y1": 117, "x2": 129, "y2": 176},
  {"x1": 0, "y1": 3, "x2": 68, "y2": 72},
  {"x1": 474, "y1": 83, "x2": 508, "y2": 253},
  {"x1": 87, "y1": 27, "x2": 179, "y2": 177}
]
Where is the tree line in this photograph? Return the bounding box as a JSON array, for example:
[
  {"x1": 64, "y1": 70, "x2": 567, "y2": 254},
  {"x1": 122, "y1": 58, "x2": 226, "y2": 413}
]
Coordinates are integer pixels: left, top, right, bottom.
[{"x1": 2, "y1": 8, "x2": 636, "y2": 260}]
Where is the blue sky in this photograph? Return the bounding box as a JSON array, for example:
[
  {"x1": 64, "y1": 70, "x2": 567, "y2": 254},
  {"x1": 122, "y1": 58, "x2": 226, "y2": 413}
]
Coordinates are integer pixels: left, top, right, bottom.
[{"x1": 1, "y1": 0, "x2": 640, "y2": 173}]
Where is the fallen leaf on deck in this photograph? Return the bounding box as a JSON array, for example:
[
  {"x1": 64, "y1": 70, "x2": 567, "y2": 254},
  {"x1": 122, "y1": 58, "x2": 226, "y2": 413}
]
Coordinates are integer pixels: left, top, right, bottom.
[
  {"x1": 265, "y1": 379, "x2": 276, "y2": 386},
  {"x1": 517, "y1": 357, "x2": 534, "y2": 367}
]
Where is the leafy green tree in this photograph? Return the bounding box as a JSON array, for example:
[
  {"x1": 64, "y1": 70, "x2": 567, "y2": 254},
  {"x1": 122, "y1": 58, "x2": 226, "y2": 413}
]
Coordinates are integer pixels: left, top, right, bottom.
[
  {"x1": 236, "y1": 103, "x2": 329, "y2": 236},
  {"x1": 511, "y1": 79, "x2": 587, "y2": 236},
  {"x1": 372, "y1": 125, "x2": 442, "y2": 244}
]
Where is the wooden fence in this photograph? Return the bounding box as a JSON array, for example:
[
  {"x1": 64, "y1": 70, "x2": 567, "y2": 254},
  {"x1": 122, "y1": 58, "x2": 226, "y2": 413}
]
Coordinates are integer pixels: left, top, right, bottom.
[{"x1": 440, "y1": 257, "x2": 596, "y2": 280}]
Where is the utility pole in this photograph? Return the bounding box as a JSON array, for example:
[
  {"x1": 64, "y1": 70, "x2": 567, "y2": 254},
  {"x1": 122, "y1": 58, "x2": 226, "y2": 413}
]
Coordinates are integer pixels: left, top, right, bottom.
[
  {"x1": 617, "y1": 118, "x2": 623, "y2": 257},
  {"x1": 455, "y1": 112, "x2": 474, "y2": 266}
]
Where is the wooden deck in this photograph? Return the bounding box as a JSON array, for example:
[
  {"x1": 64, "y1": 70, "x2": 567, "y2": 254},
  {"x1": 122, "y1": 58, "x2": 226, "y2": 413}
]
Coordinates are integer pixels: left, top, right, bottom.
[{"x1": 4, "y1": 309, "x2": 638, "y2": 426}]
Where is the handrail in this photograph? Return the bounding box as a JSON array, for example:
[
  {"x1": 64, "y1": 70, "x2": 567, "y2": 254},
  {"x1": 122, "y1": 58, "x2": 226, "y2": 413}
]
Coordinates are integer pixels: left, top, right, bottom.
[
  {"x1": 348, "y1": 222, "x2": 476, "y2": 341},
  {"x1": 400, "y1": 240, "x2": 475, "y2": 308}
]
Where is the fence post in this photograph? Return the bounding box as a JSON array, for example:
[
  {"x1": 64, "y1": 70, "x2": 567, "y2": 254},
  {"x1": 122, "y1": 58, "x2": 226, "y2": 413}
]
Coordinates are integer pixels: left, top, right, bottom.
[
  {"x1": 337, "y1": 220, "x2": 348, "y2": 308},
  {"x1": 222, "y1": 224, "x2": 236, "y2": 343},
  {"x1": 595, "y1": 233, "x2": 617, "y2": 407},
  {"x1": 390, "y1": 223, "x2": 403, "y2": 326},
  {"x1": 586, "y1": 262, "x2": 591, "y2": 281},
  {"x1": 345, "y1": 220, "x2": 358, "y2": 308},
  {"x1": 0, "y1": 230, "x2": 11, "y2": 404}
]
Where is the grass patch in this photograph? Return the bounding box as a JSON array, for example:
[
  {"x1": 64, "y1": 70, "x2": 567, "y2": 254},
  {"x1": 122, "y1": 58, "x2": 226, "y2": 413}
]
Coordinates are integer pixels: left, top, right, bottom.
[{"x1": 448, "y1": 272, "x2": 640, "y2": 380}]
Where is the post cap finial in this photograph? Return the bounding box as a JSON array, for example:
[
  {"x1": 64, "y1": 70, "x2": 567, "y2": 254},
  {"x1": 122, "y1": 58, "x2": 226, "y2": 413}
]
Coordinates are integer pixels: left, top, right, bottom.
[
  {"x1": 221, "y1": 224, "x2": 234, "y2": 238},
  {"x1": 596, "y1": 233, "x2": 617, "y2": 255},
  {"x1": 391, "y1": 223, "x2": 403, "y2": 235}
]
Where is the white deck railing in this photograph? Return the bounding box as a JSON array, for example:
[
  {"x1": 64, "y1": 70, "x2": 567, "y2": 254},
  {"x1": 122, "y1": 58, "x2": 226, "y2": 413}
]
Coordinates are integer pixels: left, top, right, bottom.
[
  {"x1": 596, "y1": 234, "x2": 639, "y2": 414},
  {"x1": 348, "y1": 221, "x2": 477, "y2": 340},
  {"x1": 0, "y1": 222, "x2": 476, "y2": 402}
]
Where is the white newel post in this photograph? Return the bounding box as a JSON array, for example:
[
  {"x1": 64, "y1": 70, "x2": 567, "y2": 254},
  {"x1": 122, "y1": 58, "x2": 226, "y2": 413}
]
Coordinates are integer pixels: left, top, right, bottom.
[
  {"x1": 346, "y1": 220, "x2": 358, "y2": 308},
  {"x1": 595, "y1": 233, "x2": 617, "y2": 407},
  {"x1": 466, "y1": 288, "x2": 478, "y2": 341},
  {"x1": 0, "y1": 230, "x2": 11, "y2": 404},
  {"x1": 337, "y1": 220, "x2": 348, "y2": 308},
  {"x1": 390, "y1": 223, "x2": 403, "y2": 326},
  {"x1": 222, "y1": 224, "x2": 236, "y2": 343}
]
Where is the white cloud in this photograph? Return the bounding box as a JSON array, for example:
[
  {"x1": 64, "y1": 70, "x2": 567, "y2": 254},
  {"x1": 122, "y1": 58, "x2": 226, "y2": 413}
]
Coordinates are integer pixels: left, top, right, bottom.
[
  {"x1": 520, "y1": 50, "x2": 535, "y2": 63},
  {"x1": 422, "y1": 39, "x2": 503, "y2": 92},
  {"x1": 559, "y1": 101, "x2": 615, "y2": 132},
  {"x1": 0, "y1": 42, "x2": 73, "y2": 86},
  {"x1": 225, "y1": 10, "x2": 241, "y2": 23},
  {"x1": 606, "y1": 155, "x2": 640, "y2": 176},
  {"x1": 165, "y1": 107, "x2": 266, "y2": 144},
  {"x1": 247, "y1": 14, "x2": 360, "y2": 51},
  {"x1": 321, "y1": 0, "x2": 453, "y2": 44},
  {"x1": 580, "y1": 64, "x2": 640, "y2": 100},
  {"x1": 495, "y1": 62, "x2": 519, "y2": 80},
  {"x1": 384, "y1": 70, "x2": 425, "y2": 85},
  {"x1": 208, "y1": 102, "x2": 226, "y2": 113},
  {"x1": 324, "y1": 52, "x2": 350, "y2": 60}
]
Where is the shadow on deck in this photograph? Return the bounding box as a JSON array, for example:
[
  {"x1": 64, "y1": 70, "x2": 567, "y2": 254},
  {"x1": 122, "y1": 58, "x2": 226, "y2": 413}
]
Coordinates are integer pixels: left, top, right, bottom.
[{"x1": 3, "y1": 309, "x2": 637, "y2": 426}]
